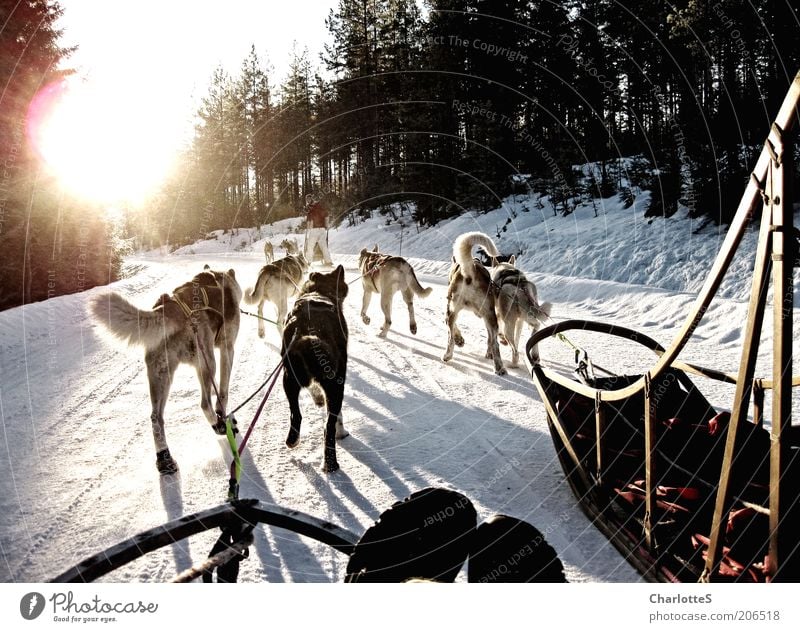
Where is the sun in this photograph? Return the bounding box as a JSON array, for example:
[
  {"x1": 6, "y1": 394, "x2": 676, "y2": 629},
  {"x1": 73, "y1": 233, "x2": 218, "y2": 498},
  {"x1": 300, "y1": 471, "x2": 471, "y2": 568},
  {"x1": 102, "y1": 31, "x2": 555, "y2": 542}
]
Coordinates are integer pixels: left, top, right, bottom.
[{"x1": 26, "y1": 77, "x2": 182, "y2": 207}]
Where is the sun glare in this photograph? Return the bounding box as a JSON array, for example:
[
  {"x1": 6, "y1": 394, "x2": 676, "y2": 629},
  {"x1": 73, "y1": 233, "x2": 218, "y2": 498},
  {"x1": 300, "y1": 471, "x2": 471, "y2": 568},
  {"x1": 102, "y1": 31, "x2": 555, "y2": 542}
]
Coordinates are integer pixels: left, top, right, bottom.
[{"x1": 27, "y1": 77, "x2": 181, "y2": 207}]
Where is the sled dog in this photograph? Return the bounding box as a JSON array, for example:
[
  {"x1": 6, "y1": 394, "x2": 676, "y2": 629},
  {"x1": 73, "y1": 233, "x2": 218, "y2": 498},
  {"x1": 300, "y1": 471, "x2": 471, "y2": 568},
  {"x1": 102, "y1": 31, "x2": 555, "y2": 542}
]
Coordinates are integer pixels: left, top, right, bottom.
[
  {"x1": 491, "y1": 262, "x2": 552, "y2": 366},
  {"x1": 282, "y1": 265, "x2": 349, "y2": 472},
  {"x1": 359, "y1": 246, "x2": 433, "y2": 337},
  {"x1": 280, "y1": 238, "x2": 300, "y2": 255},
  {"x1": 264, "y1": 241, "x2": 274, "y2": 263},
  {"x1": 442, "y1": 232, "x2": 506, "y2": 375},
  {"x1": 89, "y1": 266, "x2": 242, "y2": 474},
  {"x1": 244, "y1": 253, "x2": 308, "y2": 336}
]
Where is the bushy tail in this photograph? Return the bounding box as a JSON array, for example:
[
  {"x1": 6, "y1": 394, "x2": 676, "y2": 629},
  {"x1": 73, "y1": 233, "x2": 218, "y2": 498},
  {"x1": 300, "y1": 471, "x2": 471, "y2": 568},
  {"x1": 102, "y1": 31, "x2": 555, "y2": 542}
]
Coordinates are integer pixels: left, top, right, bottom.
[
  {"x1": 523, "y1": 284, "x2": 552, "y2": 321},
  {"x1": 536, "y1": 301, "x2": 553, "y2": 320},
  {"x1": 407, "y1": 266, "x2": 433, "y2": 298},
  {"x1": 90, "y1": 292, "x2": 180, "y2": 350},
  {"x1": 454, "y1": 232, "x2": 499, "y2": 279},
  {"x1": 244, "y1": 268, "x2": 270, "y2": 305}
]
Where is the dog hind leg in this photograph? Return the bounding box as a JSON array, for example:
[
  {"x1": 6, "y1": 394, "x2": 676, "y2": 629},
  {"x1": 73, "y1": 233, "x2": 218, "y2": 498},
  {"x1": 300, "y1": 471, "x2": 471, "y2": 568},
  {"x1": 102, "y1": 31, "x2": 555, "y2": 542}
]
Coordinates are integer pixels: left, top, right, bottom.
[
  {"x1": 322, "y1": 382, "x2": 345, "y2": 472},
  {"x1": 257, "y1": 300, "x2": 266, "y2": 338},
  {"x1": 146, "y1": 350, "x2": 179, "y2": 474},
  {"x1": 504, "y1": 316, "x2": 519, "y2": 367},
  {"x1": 442, "y1": 304, "x2": 461, "y2": 362},
  {"x1": 512, "y1": 316, "x2": 524, "y2": 366},
  {"x1": 402, "y1": 288, "x2": 417, "y2": 335},
  {"x1": 283, "y1": 370, "x2": 303, "y2": 448},
  {"x1": 216, "y1": 336, "x2": 236, "y2": 429},
  {"x1": 194, "y1": 334, "x2": 224, "y2": 434},
  {"x1": 483, "y1": 312, "x2": 506, "y2": 375},
  {"x1": 378, "y1": 289, "x2": 393, "y2": 337}
]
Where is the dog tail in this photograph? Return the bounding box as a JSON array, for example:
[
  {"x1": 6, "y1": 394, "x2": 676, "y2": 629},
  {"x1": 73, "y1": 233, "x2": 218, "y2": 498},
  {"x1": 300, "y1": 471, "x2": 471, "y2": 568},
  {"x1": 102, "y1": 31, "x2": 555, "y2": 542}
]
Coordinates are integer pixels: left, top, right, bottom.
[
  {"x1": 538, "y1": 301, "x2": 552, "y2": 318},
  {"x1": 522, "y1": 284, "x2": 552, "y2": 321},
  {"x1": 90, "y1": 292, "x2": 181, "y2": 350},
  {"x1": 408, "y1": 266, "x2": 433, "y2": 298},
  {"x1": 244, "y1": 267, "x2": 270, "y2": 305},
  {"x1": 454, "y1": 232, "x2": 499, "y2": 279}
]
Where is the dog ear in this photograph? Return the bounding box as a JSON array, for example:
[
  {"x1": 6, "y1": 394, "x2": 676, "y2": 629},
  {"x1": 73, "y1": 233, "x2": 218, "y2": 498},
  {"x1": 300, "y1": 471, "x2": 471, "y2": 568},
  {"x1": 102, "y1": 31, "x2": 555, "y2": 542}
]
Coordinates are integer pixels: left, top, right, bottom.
[
  {"x1": 360, "y1": 248, "x2": 367, "y2": 256},
  {"x1": 204, "y1": 264, "x2": 211, "y2": 270},
  {"x1": 508, "y1": 255, "x2": 516, "y2": 266},
  {"x1": 335, "y1": 264, "x2": 345, "y2": 281},
  {"x1": 227, "y1": 268, "x2": 236, "y2": 279},
  {"x1": 373, "y1": 244, "x2": 378, "y2": 252}
]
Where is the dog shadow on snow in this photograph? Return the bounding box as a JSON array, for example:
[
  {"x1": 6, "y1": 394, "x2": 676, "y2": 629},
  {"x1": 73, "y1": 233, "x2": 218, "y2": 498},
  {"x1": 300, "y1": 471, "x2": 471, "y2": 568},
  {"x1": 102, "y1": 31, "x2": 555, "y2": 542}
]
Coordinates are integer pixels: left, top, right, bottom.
[
  {"x1": 340, "y1": 358, "x2": 555, "y2": 499},
  {"x1": 158, "y1": 473, "x2": 194, "y2": 574},
  {"x1": 357, "y1": 334, "x2": 538, "y2": 400},
  {"x1": 202, "y1": 443, "x2": 335, "y2": 582}
]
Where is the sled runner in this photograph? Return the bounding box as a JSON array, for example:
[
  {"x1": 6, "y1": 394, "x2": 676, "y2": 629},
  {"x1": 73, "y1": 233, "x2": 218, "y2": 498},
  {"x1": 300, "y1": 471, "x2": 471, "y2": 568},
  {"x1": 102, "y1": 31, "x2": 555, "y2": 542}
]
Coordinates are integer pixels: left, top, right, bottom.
[{"x1": 526, "y1": 71, "x2": 800, "y2": 582}]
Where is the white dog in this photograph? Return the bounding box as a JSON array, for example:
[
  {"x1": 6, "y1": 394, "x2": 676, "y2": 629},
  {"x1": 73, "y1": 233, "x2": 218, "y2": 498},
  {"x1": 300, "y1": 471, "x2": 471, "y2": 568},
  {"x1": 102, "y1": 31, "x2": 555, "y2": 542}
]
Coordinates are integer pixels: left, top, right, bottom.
[
  {"x1": 244, "y1": 253, "x2": 308, "y2": 336},
  {"x1": 359, "y1": 246, "x2": 432, "y2": 337},
  {"x1": 443, "y1": 232, "x2": 506, "y2": 375},
  {"x1": 89, "y1": 266, "x2": 242, "y2": 474}
]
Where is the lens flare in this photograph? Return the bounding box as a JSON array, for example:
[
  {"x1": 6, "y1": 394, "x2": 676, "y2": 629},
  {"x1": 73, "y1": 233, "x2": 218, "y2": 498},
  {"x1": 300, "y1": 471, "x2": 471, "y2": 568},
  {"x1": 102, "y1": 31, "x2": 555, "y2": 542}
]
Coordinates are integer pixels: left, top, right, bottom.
[{"x1": 26, "y1": 77, "x2": 179, "y2": 207}]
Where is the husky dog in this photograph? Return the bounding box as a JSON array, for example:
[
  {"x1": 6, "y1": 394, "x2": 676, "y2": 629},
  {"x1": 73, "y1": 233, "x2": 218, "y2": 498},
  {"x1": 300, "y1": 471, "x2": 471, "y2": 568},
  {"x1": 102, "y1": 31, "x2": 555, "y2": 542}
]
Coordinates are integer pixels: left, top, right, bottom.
[
  {"x1": 264, "y1": 241, "x2": 274, "y2": 263},
  {"x1": 244, "y1": 253, "x2": 308, "y2": 336},
  {"x1": 282, "y1": 266, "x2": 349, "y2": 472},
  {"x1": 359, "y1": 246, "x2": 433, "y2": 337},
  {"x1": 89, "y1": 266, "x2": 242, "y2": 474},
  {"x1": 442, "y1": 232, "x2": 506, "y2": 375},
  {"x1": 280, "y1": 238, "x2": 300, "y2": 255},
  {"x1": 491, "y1": 262, "x2": 552, "y2": 366}
]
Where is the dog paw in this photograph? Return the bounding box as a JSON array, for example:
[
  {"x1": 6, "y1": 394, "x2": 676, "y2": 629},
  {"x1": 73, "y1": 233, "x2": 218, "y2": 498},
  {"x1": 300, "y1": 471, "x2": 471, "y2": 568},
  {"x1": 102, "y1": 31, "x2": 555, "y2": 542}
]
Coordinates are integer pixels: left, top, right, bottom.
[
  {"x1": 257, "y1": 329, "x2": 265, "y2": 339},
  {"x1": 495, "y1": 366, "x2": 507, "y2": 376},
  {"x1": 442, "y1": 352, "x2": 452, "y2": 363},
  {"x1": 323, "y1": 460, "x2": 340, "y2": 473},
  {"x1": 377, "y1": 329, "x2": 388, "y2": 338},
  {"x1": 156, "y1": 450, "x2": 178, "y2": 475},
  {"x1": 454, "y1": 334, "x2": 465, "y2": 347},
  {"x1": 361, "y1": 314, "x2": 370, "y2": 325},
  {"x1": 286, "y1": 430, "x2": 300, "y2": 448},
  {"x1": 499, "y1": 334, "x2": 509, "y2": 346},
  {"x1": 409, "y1": 323, "x2": 417, "y2": 335},
  {"x1": 335, "y1": 428, "x2": 349, "y2": 440}
]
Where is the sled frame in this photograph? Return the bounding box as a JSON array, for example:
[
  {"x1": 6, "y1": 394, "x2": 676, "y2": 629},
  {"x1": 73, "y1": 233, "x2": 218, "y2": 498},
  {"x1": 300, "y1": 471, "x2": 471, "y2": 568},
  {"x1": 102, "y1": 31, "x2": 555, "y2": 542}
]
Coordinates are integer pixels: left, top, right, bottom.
[{"x1": 51, "y1": 499, "x2": 358, "y2": 583}]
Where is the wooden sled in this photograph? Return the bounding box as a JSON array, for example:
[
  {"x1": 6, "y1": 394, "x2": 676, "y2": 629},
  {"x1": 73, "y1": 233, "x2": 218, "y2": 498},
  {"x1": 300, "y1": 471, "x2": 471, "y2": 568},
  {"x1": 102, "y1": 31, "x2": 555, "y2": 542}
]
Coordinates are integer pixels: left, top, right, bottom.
[{"x1": 527, "y1": 71, "x2": 800, "y2": 582}]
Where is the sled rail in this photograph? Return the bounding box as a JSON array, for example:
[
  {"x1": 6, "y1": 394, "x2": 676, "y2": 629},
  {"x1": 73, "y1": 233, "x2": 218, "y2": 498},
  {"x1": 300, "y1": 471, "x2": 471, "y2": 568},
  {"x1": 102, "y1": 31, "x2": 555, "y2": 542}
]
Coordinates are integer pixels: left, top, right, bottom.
[{"x1": 51, "y1": 499, "x2": 357, "y2": 583}]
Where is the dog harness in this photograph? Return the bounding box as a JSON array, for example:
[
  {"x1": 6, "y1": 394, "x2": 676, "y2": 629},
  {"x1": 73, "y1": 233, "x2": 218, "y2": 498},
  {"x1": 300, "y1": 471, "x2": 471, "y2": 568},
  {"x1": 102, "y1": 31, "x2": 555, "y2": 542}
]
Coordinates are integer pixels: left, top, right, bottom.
[{"x1": 363, "y1": 254, "x2": 392, "y2": 293}]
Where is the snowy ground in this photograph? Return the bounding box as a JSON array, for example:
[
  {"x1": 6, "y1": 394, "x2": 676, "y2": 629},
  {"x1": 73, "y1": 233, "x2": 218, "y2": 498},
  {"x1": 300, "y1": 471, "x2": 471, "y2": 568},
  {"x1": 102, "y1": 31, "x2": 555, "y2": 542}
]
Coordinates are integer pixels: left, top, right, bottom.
[{"x1": 1, "y1": 191, "x2": 797, "y2": 582}]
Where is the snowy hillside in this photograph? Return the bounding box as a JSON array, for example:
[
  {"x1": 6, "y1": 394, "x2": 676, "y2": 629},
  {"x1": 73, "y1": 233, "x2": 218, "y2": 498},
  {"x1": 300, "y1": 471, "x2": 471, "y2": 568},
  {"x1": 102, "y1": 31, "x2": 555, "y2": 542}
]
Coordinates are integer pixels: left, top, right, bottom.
[{"x1": 1, "y1": 190, "x2": 797, "y2": 582}]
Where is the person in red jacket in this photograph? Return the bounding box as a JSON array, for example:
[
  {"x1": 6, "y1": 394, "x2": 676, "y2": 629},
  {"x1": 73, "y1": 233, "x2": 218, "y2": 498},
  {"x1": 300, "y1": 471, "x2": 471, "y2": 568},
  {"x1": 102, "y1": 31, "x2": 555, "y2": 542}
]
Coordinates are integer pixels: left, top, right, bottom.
[{"x1": 304, "y1": 193, "x2": 333, "y2": 266}]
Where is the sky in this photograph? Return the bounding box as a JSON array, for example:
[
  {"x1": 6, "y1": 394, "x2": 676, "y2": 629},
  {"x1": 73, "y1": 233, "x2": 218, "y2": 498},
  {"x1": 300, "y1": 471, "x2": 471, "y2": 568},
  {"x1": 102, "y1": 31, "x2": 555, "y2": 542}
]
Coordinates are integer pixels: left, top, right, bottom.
[{"x1": 56, "y1": 0, "x2": 337, "y2": 141}]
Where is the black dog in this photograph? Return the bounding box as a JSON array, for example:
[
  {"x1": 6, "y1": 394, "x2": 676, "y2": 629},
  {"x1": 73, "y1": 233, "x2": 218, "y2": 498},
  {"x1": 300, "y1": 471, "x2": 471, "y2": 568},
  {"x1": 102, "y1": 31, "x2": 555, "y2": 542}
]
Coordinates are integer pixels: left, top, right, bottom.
[{"x1": 282, "y1": 265, "x2": 349, "y2": 472}]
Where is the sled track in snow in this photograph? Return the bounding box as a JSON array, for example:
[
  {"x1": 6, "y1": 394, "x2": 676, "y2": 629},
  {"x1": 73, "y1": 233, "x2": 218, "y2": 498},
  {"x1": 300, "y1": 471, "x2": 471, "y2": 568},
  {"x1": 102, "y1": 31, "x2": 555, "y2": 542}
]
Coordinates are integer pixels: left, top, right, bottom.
[{"x1": 10, "y1": 370, "x2": 147, "y2": 582}]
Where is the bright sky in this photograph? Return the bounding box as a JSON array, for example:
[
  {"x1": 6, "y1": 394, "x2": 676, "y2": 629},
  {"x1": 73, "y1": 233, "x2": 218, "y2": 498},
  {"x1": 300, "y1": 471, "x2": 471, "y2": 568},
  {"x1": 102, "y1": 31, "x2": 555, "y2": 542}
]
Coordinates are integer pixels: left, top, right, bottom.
[
  {"x1": 34, "y1": 1, "x2": 336, "y2": 204},
  {"x1": 56, "y1": 0, "x2": 335, "y2": 141}
]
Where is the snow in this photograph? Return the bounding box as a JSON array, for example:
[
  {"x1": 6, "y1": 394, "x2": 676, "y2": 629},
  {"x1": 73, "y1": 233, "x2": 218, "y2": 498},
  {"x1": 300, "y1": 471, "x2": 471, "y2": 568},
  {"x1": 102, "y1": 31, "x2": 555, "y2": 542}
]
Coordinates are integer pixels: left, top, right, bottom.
[{"x1": 1, "y1": 190, "x2": 798, "y2": 582}]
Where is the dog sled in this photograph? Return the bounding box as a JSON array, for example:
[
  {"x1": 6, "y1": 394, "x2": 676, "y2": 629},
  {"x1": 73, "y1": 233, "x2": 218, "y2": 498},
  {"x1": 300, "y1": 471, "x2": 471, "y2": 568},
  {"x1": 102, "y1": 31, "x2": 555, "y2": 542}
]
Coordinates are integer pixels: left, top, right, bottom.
[{"x1": 526, "y1": 71, "x2": 800, "y2": 582}]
